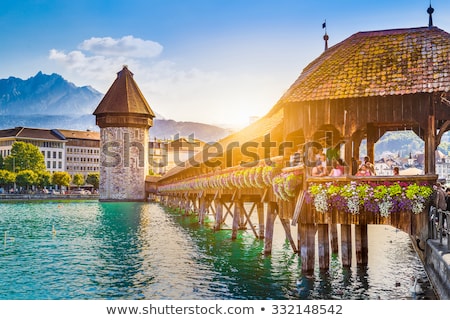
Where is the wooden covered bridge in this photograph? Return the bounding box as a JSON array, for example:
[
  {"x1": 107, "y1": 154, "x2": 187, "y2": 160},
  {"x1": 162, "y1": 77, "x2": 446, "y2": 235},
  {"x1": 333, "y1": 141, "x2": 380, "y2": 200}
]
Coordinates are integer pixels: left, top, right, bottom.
[{"x1": 147, "y1": 23, "x2": 450, "y2": 273}]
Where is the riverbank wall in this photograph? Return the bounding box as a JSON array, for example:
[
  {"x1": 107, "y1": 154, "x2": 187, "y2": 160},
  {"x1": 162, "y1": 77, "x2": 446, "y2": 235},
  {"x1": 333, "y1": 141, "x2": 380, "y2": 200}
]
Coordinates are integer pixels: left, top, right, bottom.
[
  {"x1": 0, "y1": 194, "x2": 99, "y2": 201},
  {"x1": 425, "y1": 238, "x2": 450, "y2": 300}
]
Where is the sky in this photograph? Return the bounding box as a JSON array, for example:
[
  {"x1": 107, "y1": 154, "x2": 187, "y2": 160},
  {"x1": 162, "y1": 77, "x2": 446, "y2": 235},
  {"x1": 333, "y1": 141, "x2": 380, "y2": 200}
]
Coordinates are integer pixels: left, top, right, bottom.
[{"x1": 1, "y1": 0, "x2": 450, "y2": 130}]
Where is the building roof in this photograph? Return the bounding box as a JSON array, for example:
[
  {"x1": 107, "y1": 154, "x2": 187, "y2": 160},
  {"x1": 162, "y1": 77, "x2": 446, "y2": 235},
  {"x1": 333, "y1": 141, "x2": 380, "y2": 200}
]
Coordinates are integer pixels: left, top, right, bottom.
[
  {"x1": 0, "y1": 127, "x2": 65, "y2": 141},
  {"x1": 93, "y1": 65, "x2": 155, "y2": 117},
  {"x1": 278, "y1": 27, "x2": 450, "y2": 104},
  {"x1": 57, "y1": 129, "x2": 100, "y2": 141}
]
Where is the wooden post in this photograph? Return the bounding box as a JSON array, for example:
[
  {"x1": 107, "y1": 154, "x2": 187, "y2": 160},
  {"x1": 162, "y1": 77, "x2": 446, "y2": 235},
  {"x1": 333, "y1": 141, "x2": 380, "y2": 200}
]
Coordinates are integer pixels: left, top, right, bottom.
[
  {"x1": 257, "y1": 202, "x2": 265, "y2": 239},
  {"x1": 214, "y1": 199, "x2": 223, "y2": 231},
  {"x1": 280, "y1": 218, "x2": 297, "y2": 253},
  {"x1": 341, "y1": 224, "x2": 352, "y2": 267},
  {"x1": 231, "y1": 201, "x2": 241, "y2": 240},
  {"x1": 264, "y1": 202, "x2": 277, "y2": 255},
  {"x1": 425, "y1": 107, "x2": 436, "y2": 174},
  {"x1": 329, "y1": 223, "x2": 339, "y2": 254},
  {"x1": 355, "y1": 224, "x2": 368, "y2": 265},
  {"x1": 198, "y1": 196, "x2": 206, "y2": 224},
  {"x1": 299, "y1": 223, "x2": 316, "y2": 273},
  {"x1": 317, "y1": 224, "x2": 330, "y2": 270},
  {"x1": 184, "y1": 196, "x2": 191, "y2": 215}
]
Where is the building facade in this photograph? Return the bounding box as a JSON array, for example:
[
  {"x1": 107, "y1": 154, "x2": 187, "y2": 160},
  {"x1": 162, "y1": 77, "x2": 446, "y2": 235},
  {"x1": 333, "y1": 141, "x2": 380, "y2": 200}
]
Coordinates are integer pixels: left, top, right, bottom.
[
  {"x1": 57, "y1": 129, "x2": 100, "y2": 178},
  {"x1": 0, "y1": 127, "x2": 66, "y2": 173}
]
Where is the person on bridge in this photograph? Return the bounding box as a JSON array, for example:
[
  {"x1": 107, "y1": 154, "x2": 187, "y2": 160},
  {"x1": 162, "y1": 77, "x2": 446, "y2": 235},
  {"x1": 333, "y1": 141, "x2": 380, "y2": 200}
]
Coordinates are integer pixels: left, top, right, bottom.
[{"x1": 435, "y1": 182, "x2": 447, "y2": 211}]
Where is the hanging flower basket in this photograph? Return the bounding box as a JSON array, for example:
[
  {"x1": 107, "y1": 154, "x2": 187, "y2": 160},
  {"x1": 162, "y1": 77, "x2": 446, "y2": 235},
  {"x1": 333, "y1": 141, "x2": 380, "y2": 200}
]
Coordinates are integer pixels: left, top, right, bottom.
[{"x1": 306, "y1": 181, "x2": 433, "y2": 216}]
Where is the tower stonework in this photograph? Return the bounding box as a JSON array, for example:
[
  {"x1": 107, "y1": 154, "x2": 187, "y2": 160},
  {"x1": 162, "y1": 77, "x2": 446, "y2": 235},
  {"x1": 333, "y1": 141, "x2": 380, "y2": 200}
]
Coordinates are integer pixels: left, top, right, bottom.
[{"x1": 93, "y1": 66, "x2": 155, "y2": 201}]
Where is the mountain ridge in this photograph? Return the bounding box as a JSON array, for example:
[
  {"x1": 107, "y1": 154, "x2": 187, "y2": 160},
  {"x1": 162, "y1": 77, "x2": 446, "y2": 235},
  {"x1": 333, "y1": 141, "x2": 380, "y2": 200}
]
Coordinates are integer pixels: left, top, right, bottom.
[{"x1": 0, "y1": 72, "x2": 231, "y2": 141}]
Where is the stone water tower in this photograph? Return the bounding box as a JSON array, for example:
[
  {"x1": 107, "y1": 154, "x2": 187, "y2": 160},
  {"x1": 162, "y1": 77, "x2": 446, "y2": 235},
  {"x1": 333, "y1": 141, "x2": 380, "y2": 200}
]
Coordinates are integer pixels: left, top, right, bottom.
[{"x1": 93, "y1": 66, "x2": 155, "y2": 201}]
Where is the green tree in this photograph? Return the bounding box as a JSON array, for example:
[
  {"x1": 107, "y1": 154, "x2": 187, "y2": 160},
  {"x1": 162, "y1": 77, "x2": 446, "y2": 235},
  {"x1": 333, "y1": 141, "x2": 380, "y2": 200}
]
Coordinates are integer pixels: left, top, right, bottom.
[
  {"x1": 0, "y1": 154, "x2": 4, "y2": 170},
  {"x1": 52, "y1": 171, "x2": 71, "y2": 190},
  {"x1": 36, "y1": 171, "x2": 52, "y2": 189},
  {"x1": 0, "y1": 169, "x2": 16, "y2": 192},
  {"x1": 15, "y1": 170, "x2": 37, "y2": 191},
  {"x1": 86, "y1": 172, "x2": 100, "y2": 189},
  {"x1": 72, "y1": 173, "x2": 85, "y2": 188},
  {"x1": 4, "y1": 141, "x2": 46, "y2": 172}
]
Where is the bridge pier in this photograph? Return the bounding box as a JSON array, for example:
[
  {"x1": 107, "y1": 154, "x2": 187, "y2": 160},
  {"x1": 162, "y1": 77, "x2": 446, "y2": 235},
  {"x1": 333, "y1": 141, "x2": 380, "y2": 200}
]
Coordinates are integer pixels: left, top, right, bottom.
[{"x1": 318, "y1": 224, "x2": 330, "y2": 270}]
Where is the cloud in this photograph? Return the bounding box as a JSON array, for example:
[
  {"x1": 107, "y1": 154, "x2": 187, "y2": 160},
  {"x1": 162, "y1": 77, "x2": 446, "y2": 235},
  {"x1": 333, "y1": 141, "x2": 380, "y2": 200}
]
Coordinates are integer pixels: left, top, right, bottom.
[
  {"x1": 78, "y1": 35, "x2": 163, "y2": 58},
  {"x1": 49, "y1": 49, "x2": 132, "y2": 84},
  {"x1": 47, "y1": 35, "x2": 276, "y2": 127}
]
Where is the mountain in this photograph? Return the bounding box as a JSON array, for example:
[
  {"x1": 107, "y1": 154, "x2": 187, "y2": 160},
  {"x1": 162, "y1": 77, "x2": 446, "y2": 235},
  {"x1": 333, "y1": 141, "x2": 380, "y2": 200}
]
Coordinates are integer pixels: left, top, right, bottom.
[
  {"x1": 0, "y1": 72, "x2": 103, "y2": 116},
  {"x1": 0, "y1": 72, "x2": 231, "y2": 141}
]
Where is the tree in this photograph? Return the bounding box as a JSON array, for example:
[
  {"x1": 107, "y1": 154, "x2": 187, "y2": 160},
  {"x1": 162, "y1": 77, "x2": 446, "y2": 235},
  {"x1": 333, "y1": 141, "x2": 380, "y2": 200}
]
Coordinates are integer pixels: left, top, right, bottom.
[
  {"x1": 36, "y1": 171, "x2": 52, "y2": 189},
  {"x1": 15, "y1": 170, "x2": 37, "y2": 191},
  {"x1": 86, "y1": 172, "x2": 100, "y2": 189},
  {"x1": 0, "y1": 169, "x2": 16, "y2": 192},
  {"x1": 52, "y1": 171, "x2": 71, "y2": 190},
  {"x1": 4, "y1": 141, "x2": 46, "y2": 172},
  {"x1": 72, "y1": 173, "x2": 85, "y2": 189}
]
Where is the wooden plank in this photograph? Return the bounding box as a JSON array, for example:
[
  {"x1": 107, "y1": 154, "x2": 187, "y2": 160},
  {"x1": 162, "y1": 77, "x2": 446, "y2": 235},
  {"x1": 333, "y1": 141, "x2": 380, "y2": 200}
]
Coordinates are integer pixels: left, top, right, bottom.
[{"x1": 291, "y1": 190, "x2": 305, "y2": 226}]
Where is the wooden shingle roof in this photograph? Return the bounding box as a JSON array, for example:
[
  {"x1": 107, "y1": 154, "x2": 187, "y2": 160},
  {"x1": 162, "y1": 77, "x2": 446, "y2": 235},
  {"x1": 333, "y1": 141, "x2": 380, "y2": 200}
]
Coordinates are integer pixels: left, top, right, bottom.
[
  {"x1": 93, "y1": 66, "x2": 155, "y2": 117},
  {"x1": 279, "y1": 27, "x2": 450, "y2": 103}
]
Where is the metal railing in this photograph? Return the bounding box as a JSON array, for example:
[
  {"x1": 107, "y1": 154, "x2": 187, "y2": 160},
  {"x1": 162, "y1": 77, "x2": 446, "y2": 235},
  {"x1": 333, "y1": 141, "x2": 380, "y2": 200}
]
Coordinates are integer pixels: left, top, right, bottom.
[{"x1": 429, "y1": 207, "x2": 450, "y2": 250}]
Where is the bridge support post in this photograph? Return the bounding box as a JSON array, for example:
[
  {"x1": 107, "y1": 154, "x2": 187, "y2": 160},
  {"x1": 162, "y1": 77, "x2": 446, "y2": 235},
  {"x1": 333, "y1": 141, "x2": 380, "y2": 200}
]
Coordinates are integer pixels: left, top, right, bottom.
[
  {"x1": 184, "y1": 196, "x2": 191, "y2": 215},
  {"x1": 257, "y1": 202, "x2": 265, "y2": 239},
  {"x1": 199, "y1": 196, "x2": 206, "y2": 224},
  {"x1": 231, "y1": 201, "x2": 241, "y2": 240},
  {"x1": 341, "y1": 224, "x2": 352, "y2": 267},
  {"x1": 299, "y1": 223, "x2": 316, "y2": 273},
  {"x1": 280, "y1": 217, "x2": 297, "y2": 253},
  {"x1": 214, "y1": 199, "x2": 223, "y2": 231},
  {"x1": 355, "y1": 224, "x2": 368, "y2": 265},
  {"x1": 264, "y1": 202, "x2": 277, "y2": 255},
  {"x1": 329, "y1": 223, "x2": 339, "y2": 254},
  {"x1": 318, "y1": 224, "x2": 330, "y2": 270}
]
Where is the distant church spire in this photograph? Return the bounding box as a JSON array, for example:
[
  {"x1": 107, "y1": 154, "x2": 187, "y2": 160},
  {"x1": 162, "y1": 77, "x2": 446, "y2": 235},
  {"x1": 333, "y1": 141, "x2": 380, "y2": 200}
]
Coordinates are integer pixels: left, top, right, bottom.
[
  {"x1": 322, "y1": 19, "x2": 329, "y2": 51},
  {"x1": 427, "y1": 3, "x2": 434, "y2": 28}
]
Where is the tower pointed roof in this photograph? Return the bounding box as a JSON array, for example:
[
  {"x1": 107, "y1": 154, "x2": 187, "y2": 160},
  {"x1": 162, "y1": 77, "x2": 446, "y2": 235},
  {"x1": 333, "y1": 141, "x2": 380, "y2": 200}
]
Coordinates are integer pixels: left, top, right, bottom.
[{"x1": 93, "y1": 66, "x2": 155, "y2": 128}]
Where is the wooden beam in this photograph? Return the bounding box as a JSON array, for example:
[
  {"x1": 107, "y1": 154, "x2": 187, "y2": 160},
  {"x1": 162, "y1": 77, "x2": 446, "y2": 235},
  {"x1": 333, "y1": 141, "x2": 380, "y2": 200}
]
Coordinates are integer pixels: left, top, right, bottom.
[
  {"x1": 318, "y1": 224, "x2": 330, "y2": 270},
  {"x1": 280, "y1": 218, "x2": 297, "y2": 253},
  {"x1": 264, "y1": 202, "x2": 277, "y2": 255},
  {"x1": 354, "y1": 224, "x2": 368, "y2": 265},
  {"x1": 341, "y1": 224, "x2": 352, "y2": 267},
  {"x1": 291, "y1": 190, "x2": 305, "y2": 226},
  {"x1": 299, "y1": 223, "x2": 316, "y2": 274}
]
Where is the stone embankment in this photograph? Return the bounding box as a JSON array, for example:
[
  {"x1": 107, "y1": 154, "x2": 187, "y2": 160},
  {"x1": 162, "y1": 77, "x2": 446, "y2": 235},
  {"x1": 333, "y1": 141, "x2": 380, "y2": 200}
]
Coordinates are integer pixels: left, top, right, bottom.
[{"x1": 0, "y1": 194, "x2": 99, "y2": 201}]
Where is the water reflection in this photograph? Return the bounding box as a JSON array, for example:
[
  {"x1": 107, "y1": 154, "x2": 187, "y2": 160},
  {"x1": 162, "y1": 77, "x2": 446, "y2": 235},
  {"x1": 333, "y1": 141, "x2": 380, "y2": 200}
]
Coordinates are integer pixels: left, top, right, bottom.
[{"x1": 0, "y1": 201, "x2": 437, "y2": 300}]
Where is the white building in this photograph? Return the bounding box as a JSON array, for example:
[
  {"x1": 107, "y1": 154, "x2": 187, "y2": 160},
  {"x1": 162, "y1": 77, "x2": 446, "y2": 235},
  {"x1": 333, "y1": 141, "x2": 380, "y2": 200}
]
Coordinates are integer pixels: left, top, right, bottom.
[{"x1": 0, "y1": 127, "x2": 66, "y2": 173}]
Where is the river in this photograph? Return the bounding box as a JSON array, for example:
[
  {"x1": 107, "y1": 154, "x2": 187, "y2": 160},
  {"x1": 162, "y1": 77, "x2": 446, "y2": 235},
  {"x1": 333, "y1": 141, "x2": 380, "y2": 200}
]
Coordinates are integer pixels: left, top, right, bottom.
[{"x1": 0, "y1": 201, "x2": 437, "y2": 300}]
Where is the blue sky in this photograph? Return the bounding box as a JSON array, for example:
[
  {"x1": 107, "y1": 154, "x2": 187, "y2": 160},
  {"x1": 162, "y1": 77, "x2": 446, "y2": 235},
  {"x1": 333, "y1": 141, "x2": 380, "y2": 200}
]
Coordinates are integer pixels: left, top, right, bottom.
[{"x1": 1, "y1": 0, "x2": 450, "y2": 128}]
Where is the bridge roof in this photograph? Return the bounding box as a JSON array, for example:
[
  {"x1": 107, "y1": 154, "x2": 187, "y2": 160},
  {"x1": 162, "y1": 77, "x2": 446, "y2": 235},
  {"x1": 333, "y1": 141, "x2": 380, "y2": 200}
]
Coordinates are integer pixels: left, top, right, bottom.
[
  {"x1": 278, "y1": 27, "x2": 450, "y2": 104},
  {"x1": 158, "y1": 108, "x2": 284, "y2": 181}
]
